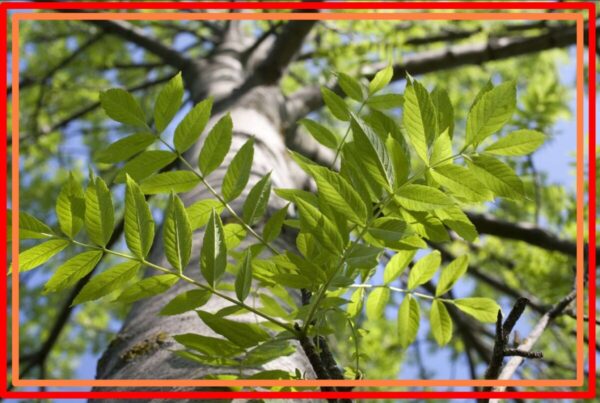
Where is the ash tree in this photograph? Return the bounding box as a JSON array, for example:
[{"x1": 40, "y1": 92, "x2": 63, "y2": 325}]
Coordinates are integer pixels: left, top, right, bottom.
[{"x1": 9, "y1": 7, "x2": 597, "y2": 399}]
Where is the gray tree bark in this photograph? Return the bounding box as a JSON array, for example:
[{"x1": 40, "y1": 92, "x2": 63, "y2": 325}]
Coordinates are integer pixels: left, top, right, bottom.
[{"x1": 93, "y1": 22, "x2": 317, "y2": 401}]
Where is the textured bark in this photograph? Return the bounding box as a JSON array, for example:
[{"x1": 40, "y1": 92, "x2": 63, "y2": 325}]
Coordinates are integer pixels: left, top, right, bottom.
[{"x1": 93, "y1": 24, "x2": 316, "y2": 401}]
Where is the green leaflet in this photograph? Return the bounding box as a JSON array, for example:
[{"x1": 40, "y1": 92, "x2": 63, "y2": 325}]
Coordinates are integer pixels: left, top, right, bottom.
[
  {"x1": 222, "y1": 138, "x2": 254, "y2": 202},
  {"x1": 56, "y1": 173, "x2": 85, "y2": 238},
  {"x1": 244, "y1": 339, "x2": 295, "y2": 366},
  {"x1": 454, "y1": 298, "x2": 501, "y2": 323},
  {"x1": 85, "y1": 176, "x2": 114, "y2": 247},
  {"x1": 115, "y1": 150, "x2": 177, "y2": 183},
  {"x1": 347, "y1": 287, "x2": 365, "y2": 318},
  {"x1": 243, "y1": 173, "x2": 272, "y2": 225},
  {"x1": 470, "y1": 79, "x2": 494, "y2": 111},
  {"x1": 429, "y1": 131, "x2": 453, "y2": 167},
  {"x1": 347, "y1": 243, "x2": 382, "y2": 269},
  {"x1": 223, "y1": 223, "x2": 246, "y2": 250},
  {"x1": 14, "y1": 239, "x2": 69, "y2": 273},
  {"x1": 174, "y1": 333, "x2": 244, "y2": 357},
  {"x1": 367, "y1": 217, "x2": 406, "y2": 243},
  {"x1": 365, "y1": 287, "x2": 390, "y2": 320},
  {"x1": 430, "y1": 300, "x2": 453, "y2": 346},
  {"x1": 73, "y1": 261, "x2": 141, "y2": 305},
  {"x1": 160, "y1": 289, "x2": 212, "y2": 316},
  {"x1": 397, "y1": 294, "x2": 420, "y2": 349},
  {"x1": 163, "y1": 193, "x2": 192, "y2": 272},
  {"x1": 262, "y1": 204, "x2": 288, "y2": 243},
  {"x1": 383, "y1": 249, "x2": 416, "y2": 284},
  {"x1": 116, "y1": 274, "x2": 179, "y2": 303},
  {"x1": 139, "y1": 171, "x2": 200, "y2": 194},
  {"x1": 430, "y1": 164, "x2": 493, "y2": 202},
  {"x1": 321, "y1": 87, "x2": 350, "y2": 121},
  {"x1": 401, "y1": 210, "x2": 450, "y2": 243},
  {"x1": 386, "y1": 135, "x2": 410, "y2": 186},
  {"x1": 468, "y1": 154, "x2": 524, "y2": 200},
  {"x1": 485, "y1": 129, "x2": 546, "y2": 156},
  {"x1": 154, "y1": 72, "x2": 184, "y2": 133},
  {"x1": 466, "y1": 80, "x2": 516, "y2": 146},
  {"x1": 366, "y1": 93, "x2": 404, "y2": 110},
  {"x1": 435, "y1": 207, "x2": 478, "y2": 242},
  {"x1": 299, "y1": 119, "x2": 339, "y2": 150},
  {"x1": 95, "y1": 133, "x2": 156, "y2": 164},
  {"x1": 351, "y1": 115, "x2": 395, "y2": 190},
  {"x1": 9, "y1": 210, "x2": 54, "y2": 240},
  {"x1": 337, "y1": 72, "x2": 364, "y2": 101},
  {"x1": 235, "y1": 250, "x2": 253, "y2": 302},
  {"x1": 368, "y1": 64, "x2": 394, "y2": 95},
  {"x1": 43, "y1": 250, "x2": 104, "y2": 294},
  {"x1": 125, "y1": 175, "x2": 155, "y2": 259},
  {"x1": 198, "y1": 113, "x2": 233, "y2": 176},
  {"x1": 99, "y1": 88, "x2": 147, "y2": 128},
  {"x1": 174, "y1": 98, "x2": 213, "y2": 153},
  {"x1": 407, "y1": 250, "x2": 441, "y2": 290},
  {"x1": 435, "y1": 255, "x2": 469, "y2": 297},
  {"x1": 395, "y1": 184, "x2": 454, "y2": 211},
  {"x1": 430, "y1": 86, "x2": 454, "y2": 138},
  {"x1": 186, "y1": 199, "x2": 224, "y2": 230},
  {"x1": 294, "y1": 197, "x2": 344, "y2": 255},
  {"x1": 403, "y1": 77, "x2": 437, "y2": 162},
  {"x1": 196, "y1": 311, "x2": 270, "y2": 348},
  {"x1": 200, "y1": 209, "x2": 227, "y2": 287},
  {"x1": 175, "y1": 350, "x2": 239, "y2": 367}
]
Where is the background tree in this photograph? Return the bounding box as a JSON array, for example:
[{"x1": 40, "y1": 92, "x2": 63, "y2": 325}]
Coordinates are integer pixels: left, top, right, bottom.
[{"x1": 8, "y1": 4, "x2": 598, "y2": 400}]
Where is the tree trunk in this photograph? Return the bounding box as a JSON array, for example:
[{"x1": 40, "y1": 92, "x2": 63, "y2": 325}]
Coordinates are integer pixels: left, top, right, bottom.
[{"x1": 93, "y1": 23, "x2": 316, "y2": 401}]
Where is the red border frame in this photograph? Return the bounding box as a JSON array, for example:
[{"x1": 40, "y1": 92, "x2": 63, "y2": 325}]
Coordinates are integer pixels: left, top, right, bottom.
[{"x1": 1, "y1": 1, "x2": 596, "y2": 400}]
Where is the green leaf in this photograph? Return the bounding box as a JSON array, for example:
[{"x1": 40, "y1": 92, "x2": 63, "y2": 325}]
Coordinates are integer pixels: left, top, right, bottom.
[
  {"x1": 468, "y1": 155, "x2": 524, "y2": 200},
  {"x1": 430, "y1": 164, "x2": 493, "y2": 202},
  {"x1": 430, "y1": 300, "x2": 453, "y2": 346},
  {"x1": 429, "y1": 131, "x2": 453, "y2": 167},
  {"x1": 436, "y1": 255, "x2": 468, "y2": 297},
  {"x1": 263, "y1": 204, "x2": 288, "y2": 243},
  {"x1": 173, "y1": 333, "x2": 244, "y2": 357},
  {"x1": 14, "y1": 239, "x2": 69, "y2": 273},
  {"x1": 139, "y1": 171, "x2": 200, "y2": 194},
  {"x1": 163, "y1": 193, "x2": 192, "y2": 272},
  {"x1": 435, "y1": 207, "x2": 478, "y2": 242},
  {"x1": 200, "y1": 209, "x2": 227, "y2": 287},
  {"x1": 431, "y1": 86, "x2": 454, "y2": 137},
  {"x1": 384, "y1": 250, "x2": 416, "y2": 284},
  {"x1": 407, "y1": 251, "x2": 441, "y2": 290},
  {"x1": 395, "y1": 184, "x2": 454, "y2": 211},
  {"x1": 223, "y1": 224, "x2": 246, "y2": 250},
  {"x1": 95, "y1": 133, "x2": 156, "y2": 164},
  {"x1": 369, "y1": 64, "x2": 394, "y2": 94},
  {"x1": 403, "y1": 78, "x2": 437, "y2": 162},
  {"x1": 244, "y1": 340, "x2": 295, "y2": 366},
  {"x1": 198, "y1": 113, "x2": 233, "y2": 176},
  {"x1": 160, "y1": 289, "x2": 212, "y2": 316},
  {"x1": 466, "y1": 81, "x2": 516, "y2": 146},
  {"x1": 243, "y1": 173, "x2": 272, "y2": 225},
  {"x1": 347, "y1": 243, "x2": 382, "y2": 269},
  {"x1": 366, "y1": 287, "x2": 390, "y2": 320},
  {"x1": 56, "y1": 173, "x2": 85, "y2": 238},
  {"x1": 175, "y1": 350, "x2": 239, "y2": 367},
  {"x1": 73, "y1": 261, "x2": 141, "y2": 305},
  {"x1": 347, "y1": 287, "x2": 365, "y2": 318},
  {"x1": 115, "y1": 150, "x2": 177, "y2": 183},
  {"x1": 299, "y1": 119, "x2": 339, "y2": 149},
  {"x1": 470, "y1": 80, "x2": 494, "y2": 111},
  {"x1": 402, "y1": 210, "x2": 450, "y2": 243},
  {"x1": 85, "y1": 176, "x2": 114, "y2": 247},
  {"x1": 294, "y1": 197, "x2": 344, "y2": 255},
  {"x1": 99, "y1": 88, "x2": 147, "y2": 127},
  {"x1": 351, "y1": 115, "x2": 395, "y2": 190},
  {"x1": 321, "y1": 87, "x2": 350, "y2": 121},
  {"x1": 186, "y1": 199, "x2": 224, "y2": 230},
  {"x1": 366, "y1": 93, "x2": 404, "y2": 110},
  {"x1": 235, "y1": 250, "x2": 253, "y2": 302},
  {"x1": 11, "y1": 210, "x2": 54, "y2": 240},
  {"x1": 117, "y1": 274, "x2": 179, "y2": 303},
  {"x1": 222, "y1": 138, "x2": 254, "y2": 202},
  {"x1": 154, "y1": 72, "x2": 184, "y2": 133},
  {"x1": 337, "y1": 72, "x2": 364, "y2": 101},
  {"x1": 367, "y1": 217, "x2": 406, "y2": 243},
  {"x1": 196, "y1": 311, "x2": 270, "y2": 348},
  {"x1": 43, "y1": 250, "x2": 103, "y2": 294},
  {"x1": 386, "y1": 135, "x2": 410, "y2": 186},
  {"x1": 454, "y1": 298, "x2": 501, "y2": 323},
  {"x1": 397, "y1": 294, "x2": 420, "y2": 348},
  {"x1": 124, "y1": 175, "x2": 155, "y2": 259},
  {"x1": 485, "y1": 129, "x2": 546, "y2": 156},
  {"x1": 174, "y1": 98, "x2": 213, "y2": 153}
]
